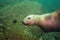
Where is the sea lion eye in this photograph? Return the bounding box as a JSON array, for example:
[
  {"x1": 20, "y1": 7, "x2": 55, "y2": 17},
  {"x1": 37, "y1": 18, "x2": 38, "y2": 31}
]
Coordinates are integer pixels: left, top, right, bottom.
[{"x1": 27, "y1": 17, "x2": 30, "y2": 19}]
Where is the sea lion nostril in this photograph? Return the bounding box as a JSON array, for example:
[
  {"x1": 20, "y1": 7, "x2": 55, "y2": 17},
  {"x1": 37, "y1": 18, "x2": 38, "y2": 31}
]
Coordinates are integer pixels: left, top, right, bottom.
[
  {"x1": 22, "y1": 22, "x2": 28, "y2": 25},
  {"x1": 22, "y1": 22, "x2": 25, "y2": 25}
]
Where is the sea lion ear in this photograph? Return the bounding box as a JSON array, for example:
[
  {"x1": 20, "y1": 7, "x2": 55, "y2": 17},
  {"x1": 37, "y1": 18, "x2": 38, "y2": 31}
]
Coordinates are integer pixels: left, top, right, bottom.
[{"x1": 56, "y1": 9, "x2": 60, "y2": 15}]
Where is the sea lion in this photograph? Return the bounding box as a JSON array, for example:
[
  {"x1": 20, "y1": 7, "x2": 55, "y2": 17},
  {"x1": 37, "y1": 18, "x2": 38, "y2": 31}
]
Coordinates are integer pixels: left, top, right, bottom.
[{"x1": 23, "y1": 10, "x2": 60, "y2": 32}]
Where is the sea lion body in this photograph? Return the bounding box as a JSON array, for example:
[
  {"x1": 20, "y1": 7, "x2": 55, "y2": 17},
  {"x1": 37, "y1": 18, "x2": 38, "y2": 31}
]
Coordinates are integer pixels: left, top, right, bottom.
[{"x1": 23, "y1": 10, "x2": 60, "y2": 32}]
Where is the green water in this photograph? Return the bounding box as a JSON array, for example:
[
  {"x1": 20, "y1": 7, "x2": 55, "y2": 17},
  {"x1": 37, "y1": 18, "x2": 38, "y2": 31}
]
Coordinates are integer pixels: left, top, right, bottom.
[{"x1": 0, "y1": 0, "x2": 60, "y2": 12}]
